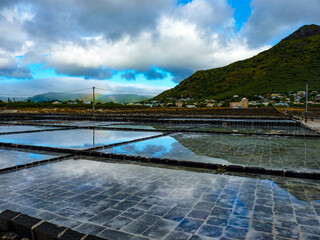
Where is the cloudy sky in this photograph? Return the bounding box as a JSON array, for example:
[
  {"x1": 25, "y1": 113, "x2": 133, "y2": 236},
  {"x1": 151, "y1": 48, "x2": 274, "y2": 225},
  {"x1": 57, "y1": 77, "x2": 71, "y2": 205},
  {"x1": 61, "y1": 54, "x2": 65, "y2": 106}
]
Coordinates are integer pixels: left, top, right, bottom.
[{"x1": 0, "y1": 0, "x2": 320, "y2": 97}]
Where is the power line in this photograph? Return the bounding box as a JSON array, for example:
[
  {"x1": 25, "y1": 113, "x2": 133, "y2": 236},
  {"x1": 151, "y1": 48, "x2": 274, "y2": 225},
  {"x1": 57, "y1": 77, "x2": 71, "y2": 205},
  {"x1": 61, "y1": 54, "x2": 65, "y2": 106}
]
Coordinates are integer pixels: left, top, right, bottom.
[
  {"x1": 95, "y1": 87, "x2": 159, "y2": 95},
  {"x1": 0, "y1": 87, "x2": 93, "y2": 96},
  {"x1": 0, "y1": 87, "x2": 160, "y2": 97},
  {"x1": 56, "y1": 87, "x2": 93, "y2": 94},
  {"x1": 0, "y1": 93, "x2": 34, "y2": 97}
]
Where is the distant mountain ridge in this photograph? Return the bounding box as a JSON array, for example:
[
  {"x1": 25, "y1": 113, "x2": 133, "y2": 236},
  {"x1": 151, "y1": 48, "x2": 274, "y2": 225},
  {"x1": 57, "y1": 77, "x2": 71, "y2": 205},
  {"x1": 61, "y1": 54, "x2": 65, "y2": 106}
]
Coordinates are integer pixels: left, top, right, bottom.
[
  {"x1": 27, "y1": 92, "x2": 151, "y2": 103},
  {"x1": 155, "y1": 24, "x2": 320, "y2": 101},
  {"x1": 0, "y1": 97, "x2": 26, "y2": 102}
]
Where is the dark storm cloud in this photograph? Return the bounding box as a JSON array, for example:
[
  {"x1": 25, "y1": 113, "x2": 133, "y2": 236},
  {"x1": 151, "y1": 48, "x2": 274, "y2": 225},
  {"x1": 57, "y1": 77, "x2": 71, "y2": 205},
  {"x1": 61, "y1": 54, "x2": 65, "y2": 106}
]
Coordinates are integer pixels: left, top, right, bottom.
[
  {"x1": 75, "y1": 0, "x2": 172, "y2": 39},
  {"x1": 22, "y1": 0, "x2": 173, "y2": 42},
  {"x1": 0, "y1": 66, "x2": 32, "y2": 79},
  {"x1": 121, "y1": 72, "x2": 136, "y2": 81},
  {"x1": 54, "y1": 65, "x2": 114, "y2": 80},
  {"x1": 144, "y1": 68, "x2": 167, "y2": 80},
  {"x1": 23, "y1": 0, "x2": 80, "y2": 42}
]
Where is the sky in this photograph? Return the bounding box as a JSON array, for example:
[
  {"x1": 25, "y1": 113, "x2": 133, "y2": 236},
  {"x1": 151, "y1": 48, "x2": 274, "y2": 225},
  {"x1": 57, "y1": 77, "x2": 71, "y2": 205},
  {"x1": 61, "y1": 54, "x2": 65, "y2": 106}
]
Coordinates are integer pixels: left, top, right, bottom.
[{"x1": 0, "y1": 0, "x2": 320, "y2": 98}]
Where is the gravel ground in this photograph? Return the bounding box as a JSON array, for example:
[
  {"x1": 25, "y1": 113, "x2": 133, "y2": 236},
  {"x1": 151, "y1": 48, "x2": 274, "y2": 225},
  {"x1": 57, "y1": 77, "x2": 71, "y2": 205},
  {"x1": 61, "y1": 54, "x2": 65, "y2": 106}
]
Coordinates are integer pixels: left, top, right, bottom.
[{"x1": 302, "y1": 120, "x2": 320, "y2": 133}]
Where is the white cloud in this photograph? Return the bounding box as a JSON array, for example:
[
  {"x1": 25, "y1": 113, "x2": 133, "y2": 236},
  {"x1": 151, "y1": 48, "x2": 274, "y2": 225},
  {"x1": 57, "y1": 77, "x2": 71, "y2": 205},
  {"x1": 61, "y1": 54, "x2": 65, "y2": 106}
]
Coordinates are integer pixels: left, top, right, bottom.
[
  {"x1": 0, "y1": 0, "x2": 265, "y2": 83},
  {"x1": 241, "y1": 0, "x2": 320, "y2": 46},
  {"x1": 173, "y1": 0, "x2": 234, "y2": 30},
  {"x1": 43, "y1": 15, "x2": 267, "y2": 80},
  {"x1": 0, "y1": 5, "x2": 30, "y2": 52},
  {"x1": 0, "y1": 49, "x2": 32, "y2": 79},
  {"x1": 2, "y1": 0, "x2": 317, "y2": 86}
]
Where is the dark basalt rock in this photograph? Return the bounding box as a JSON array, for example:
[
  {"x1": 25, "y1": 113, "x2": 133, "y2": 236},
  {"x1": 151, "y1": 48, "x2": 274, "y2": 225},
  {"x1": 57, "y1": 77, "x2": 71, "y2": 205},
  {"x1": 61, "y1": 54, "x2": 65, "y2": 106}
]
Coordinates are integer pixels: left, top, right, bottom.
[
  {"x1": 0, "y1": 210, "x2": 21, "y2": 232},
  {"x1": 11, "y1": 214, "x2": 41, "y2": 239},
  {"x1": 282, "y1": 24, "x2": 320, "y2": 41},
  {"x1": 33, "y1": 221, "x2": 66, "y2": 240},
  {"x1": 58, "y1": 228, "x2": 86, "y2": 240}
]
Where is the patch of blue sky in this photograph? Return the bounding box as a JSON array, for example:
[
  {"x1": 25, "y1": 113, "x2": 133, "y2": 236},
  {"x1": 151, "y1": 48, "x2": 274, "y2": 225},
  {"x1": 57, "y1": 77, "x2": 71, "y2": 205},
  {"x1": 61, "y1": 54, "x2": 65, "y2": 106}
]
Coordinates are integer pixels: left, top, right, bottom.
[
  {"x1": 28, "y1": 63, "x2": 69, "y2": 79},
  {"x1": 227, "y1": 0, "x2": 252, "y2": 30},
  {"x1": 108, "y1": 136, "x2": 176, "y2": 158},
  {"x1": 28, "y1": 63, "x2": 176, "y2": 90},
  {"x1": 16, "y1": 2, "x2": 33, "y2": 14},
  {"x1": 177, "y1": 0, "x2": 192, "y2": 5},
  {"x1": 268, "y1": 38, "x2": 281, "y2": 46}
]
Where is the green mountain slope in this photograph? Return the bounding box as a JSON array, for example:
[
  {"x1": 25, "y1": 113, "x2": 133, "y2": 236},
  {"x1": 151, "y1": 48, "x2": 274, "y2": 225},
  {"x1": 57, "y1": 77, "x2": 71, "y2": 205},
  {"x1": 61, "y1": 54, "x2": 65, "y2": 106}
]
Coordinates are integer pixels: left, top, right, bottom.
[{"x1": 155, "y1": 24, "x2": 320, "y2": 101}]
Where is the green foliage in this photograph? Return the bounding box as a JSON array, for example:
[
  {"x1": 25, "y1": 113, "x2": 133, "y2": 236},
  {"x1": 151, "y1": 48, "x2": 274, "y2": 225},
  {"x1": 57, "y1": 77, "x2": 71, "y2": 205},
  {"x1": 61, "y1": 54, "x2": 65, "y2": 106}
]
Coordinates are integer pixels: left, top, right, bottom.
[{"x1": 155, "y1": 25, "x2": 320, "y2": 101}]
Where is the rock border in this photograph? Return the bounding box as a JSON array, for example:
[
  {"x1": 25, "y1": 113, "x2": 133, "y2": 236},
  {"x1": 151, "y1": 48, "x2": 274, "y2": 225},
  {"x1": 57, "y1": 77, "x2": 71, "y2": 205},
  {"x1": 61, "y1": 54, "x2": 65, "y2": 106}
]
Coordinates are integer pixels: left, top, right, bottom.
[{"x1": 0, "y1": 210, "x2": 105, "y2": 240}]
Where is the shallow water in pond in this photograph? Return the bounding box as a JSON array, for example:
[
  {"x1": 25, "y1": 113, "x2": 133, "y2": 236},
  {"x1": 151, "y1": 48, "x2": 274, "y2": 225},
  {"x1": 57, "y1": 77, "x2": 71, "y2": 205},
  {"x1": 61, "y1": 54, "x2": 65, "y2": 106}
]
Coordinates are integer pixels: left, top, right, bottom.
[
  {"x1": 0, "y1": 129, "x2": 162, "y2": 149},
  {"x1": 191, "y1": 124, "x2": 315, "y2": 135},
  {"x1": 38, "y1": 121, "x2": 127, "y2": 127},
  {"x1": 0, "y1": 159, "x2": 319, "y2": 240},
  {"x1": 0, "y1": 149, "x2": 59, "y2": 169},
  {"x1": 105, "y1": 125, "x2": 157, "y2": 130},
  {"x1": 0, "y1": 125, "x2": 56, "y2": 133},
  {"x1": 102, "y1": 132, "x2": 320, "y2": 172}
]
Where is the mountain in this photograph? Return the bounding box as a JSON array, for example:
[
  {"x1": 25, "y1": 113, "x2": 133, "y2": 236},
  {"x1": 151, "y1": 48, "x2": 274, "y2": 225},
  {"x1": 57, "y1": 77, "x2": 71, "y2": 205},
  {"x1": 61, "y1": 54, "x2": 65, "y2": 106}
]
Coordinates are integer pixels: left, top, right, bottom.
[
  {"x1": 27, "y1": 92, "x2": 151, "y2": 104},
  {"x1": 155, "y1": 24, "x2": 320, "y2": 101},
  {"x1": 0, "y1": 97, "x2": 26, "y2": 102}
]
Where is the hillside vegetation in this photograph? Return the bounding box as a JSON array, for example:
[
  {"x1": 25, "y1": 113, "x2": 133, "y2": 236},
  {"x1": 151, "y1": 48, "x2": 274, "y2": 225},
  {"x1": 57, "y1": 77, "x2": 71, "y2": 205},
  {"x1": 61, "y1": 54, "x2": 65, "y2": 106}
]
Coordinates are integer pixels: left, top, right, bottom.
[{"x1": 155, "y1": 24, "x2": 320, "y2": 101}]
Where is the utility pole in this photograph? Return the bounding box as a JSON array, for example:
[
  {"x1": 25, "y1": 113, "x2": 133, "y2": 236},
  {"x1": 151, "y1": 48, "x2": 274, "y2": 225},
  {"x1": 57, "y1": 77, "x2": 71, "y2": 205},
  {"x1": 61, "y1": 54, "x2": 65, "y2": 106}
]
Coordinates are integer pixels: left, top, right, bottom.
[
  {"x1": 93, "y1": 129, "x2": 95, "y2": 148},
  {"x1": 93, "y1": 86, "x2": 95, "y2": 117},
  {"x1": 305, "y1": 82, "x2": 308, "y2": 123}
]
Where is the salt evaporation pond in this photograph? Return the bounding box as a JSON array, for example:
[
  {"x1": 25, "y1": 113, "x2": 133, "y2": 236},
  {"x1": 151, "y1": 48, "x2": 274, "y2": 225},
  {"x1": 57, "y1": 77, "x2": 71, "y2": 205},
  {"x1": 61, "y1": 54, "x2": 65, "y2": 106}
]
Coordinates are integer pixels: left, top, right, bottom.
[
  {"x1": 0, "y1": 129, "x2": 162, "y2": 149},
  {"x1": 102, "y1": 132, "x2": 320, "y2": 172},
  {"x1": 0, "y1": 159, "x2": 319, "y2": 240},
  {"x1": 0, "y1": 148, "x2": 60, "y2": 169},
  {"x1": 0, "y1": 125, "x2": 57, "y2": 133},
  {"x1": 0, "y1": 120, "x2": 319, "y2": 240}
]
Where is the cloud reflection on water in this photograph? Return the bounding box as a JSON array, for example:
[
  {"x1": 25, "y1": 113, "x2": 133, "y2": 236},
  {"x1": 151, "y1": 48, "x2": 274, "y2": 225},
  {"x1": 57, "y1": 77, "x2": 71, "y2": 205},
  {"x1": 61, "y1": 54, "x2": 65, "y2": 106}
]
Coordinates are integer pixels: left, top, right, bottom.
[
  {"x1": 0, "y1": 129, "x2": 161, "y2": 149},
  {"x1": 102, "y1": 134, "x2": 230, "y2": 164}
]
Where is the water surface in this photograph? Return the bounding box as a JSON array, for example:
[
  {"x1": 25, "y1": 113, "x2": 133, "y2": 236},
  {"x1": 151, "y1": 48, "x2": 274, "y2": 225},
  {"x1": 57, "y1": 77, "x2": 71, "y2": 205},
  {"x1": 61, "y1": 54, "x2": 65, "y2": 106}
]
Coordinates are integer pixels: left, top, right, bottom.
[
  {"x1": 102, "y1": 132, "x2": 320, "y2": 172},
  {"x1": 0, "y1": 129, "x2": 162, "y2": 149},
  {"x1": 0, "y1": 125, "x2": 56, "y2": 133},
  {"x1": 0, "y1": 159, "x2": 319, "y2": 240},
  {"x1": 191, "y1": 124, "x2": 315, "y2": 135},
  {"x1": 0, "y1": 149, "x2": 59, "y2": 169}
]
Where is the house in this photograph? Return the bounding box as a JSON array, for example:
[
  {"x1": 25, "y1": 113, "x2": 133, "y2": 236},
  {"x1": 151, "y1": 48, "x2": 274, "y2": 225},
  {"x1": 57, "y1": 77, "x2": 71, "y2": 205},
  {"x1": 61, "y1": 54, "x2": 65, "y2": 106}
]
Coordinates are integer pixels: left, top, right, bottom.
[
  {"x1": 248, "y1": 101, "x2": 259, "y2": 106},
  {"x1": 230, "y1": 98, "x2": 248, "y2": 108},
  {"x1": 151, "y1": 103, "x2": 160, "y2": 107},
  {"x1": 206, "y1": 103, "x2": 214, "y2": 107},
  {"x1": 176, "y1": 101, "x2": 183, "y2": 108},
  {"x1": 274, "y1": 102, "x2": 289, "y2": 107},
  {"x1": 52, "y1": 101, "x2": 61, "y2": 104},
  {"x1": 186, "y1": 105, "x2": 196, "y2": 108}
]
